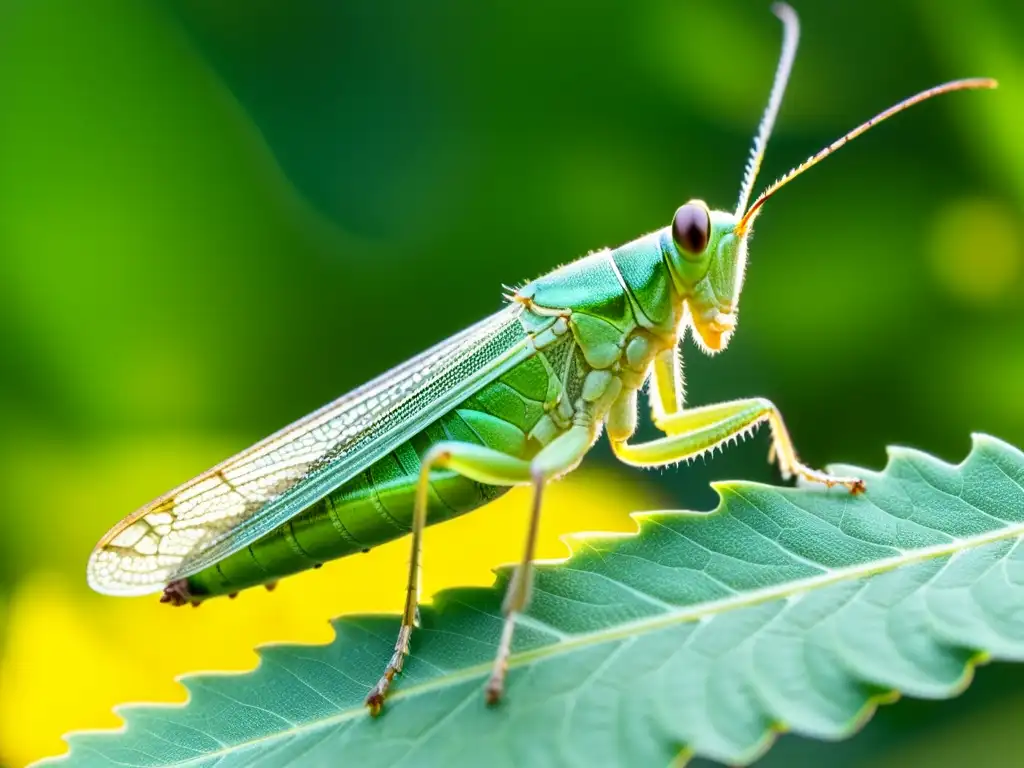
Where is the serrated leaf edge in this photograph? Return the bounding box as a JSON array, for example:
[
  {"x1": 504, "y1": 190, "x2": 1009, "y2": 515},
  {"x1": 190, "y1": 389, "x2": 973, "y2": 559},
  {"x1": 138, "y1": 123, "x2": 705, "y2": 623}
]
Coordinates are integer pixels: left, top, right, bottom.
[{"x1": 45, "y1": 433, "x2": 1023, "y2": 767}]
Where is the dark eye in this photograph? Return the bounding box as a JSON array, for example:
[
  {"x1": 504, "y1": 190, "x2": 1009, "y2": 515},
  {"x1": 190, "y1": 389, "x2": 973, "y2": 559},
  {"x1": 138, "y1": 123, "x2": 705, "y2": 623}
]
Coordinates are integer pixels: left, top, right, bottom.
[{"x1": 672, "y1": 202, "x2": 710, "y2": 256}]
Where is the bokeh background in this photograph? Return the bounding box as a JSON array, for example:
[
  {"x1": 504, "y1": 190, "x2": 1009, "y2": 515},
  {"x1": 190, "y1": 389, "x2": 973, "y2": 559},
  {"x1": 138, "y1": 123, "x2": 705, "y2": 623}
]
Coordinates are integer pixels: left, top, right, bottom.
[{"x1": 1, "y1": 0, "x2": 1022, "y2": 765}]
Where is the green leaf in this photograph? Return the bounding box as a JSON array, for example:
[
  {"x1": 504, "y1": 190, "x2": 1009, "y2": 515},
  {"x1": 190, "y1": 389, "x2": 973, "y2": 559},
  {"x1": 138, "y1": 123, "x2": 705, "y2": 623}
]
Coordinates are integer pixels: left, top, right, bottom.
[{"x1": 45, "y1": 435, "x2": 1024, "y2": 767}]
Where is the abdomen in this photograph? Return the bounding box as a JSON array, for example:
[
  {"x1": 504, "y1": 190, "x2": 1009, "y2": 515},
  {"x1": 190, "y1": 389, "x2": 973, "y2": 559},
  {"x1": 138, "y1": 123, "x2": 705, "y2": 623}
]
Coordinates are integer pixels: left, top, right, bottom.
[{"x1": 185, "y1": 351, "x2": 558, "y2": 600}]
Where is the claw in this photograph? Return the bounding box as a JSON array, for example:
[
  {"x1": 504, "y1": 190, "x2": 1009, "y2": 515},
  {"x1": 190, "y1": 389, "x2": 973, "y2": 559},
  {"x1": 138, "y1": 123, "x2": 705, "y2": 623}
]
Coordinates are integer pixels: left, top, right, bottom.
[
  {"x1": 365, "y1": 662, "x2": 401, "y2": 716},
  {"x1": 365, "y1": 685, "x2": 388, "y2": 717},
  {"x1": 795, "y1": 464, "x2": 865, "y2": 495},
  {"x1": 364, "y1": 626, "x2": 413, "y2": 716},
  {"x1": 484, "y1": 621, "x2": 515, "y2": 706},
  {"x1": 484, "y1": 671, "x2": 505, "y2": 706}
]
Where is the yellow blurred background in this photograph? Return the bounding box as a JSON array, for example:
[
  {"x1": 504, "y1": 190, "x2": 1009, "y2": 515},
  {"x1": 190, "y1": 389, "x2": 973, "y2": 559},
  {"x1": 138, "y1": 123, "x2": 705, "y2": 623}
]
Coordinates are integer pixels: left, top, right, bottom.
[{"x1": 1, "y1": 0, "x2": 1023, "y2": 766}]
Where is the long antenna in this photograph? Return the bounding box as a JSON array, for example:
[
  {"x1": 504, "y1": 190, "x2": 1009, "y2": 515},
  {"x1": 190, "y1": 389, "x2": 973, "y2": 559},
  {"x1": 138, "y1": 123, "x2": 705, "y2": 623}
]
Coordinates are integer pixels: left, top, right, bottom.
[
  {"x1": 735, "y1": 77, "x2": 997, "y2": 236},
  {"x1": 735, "y1": 2, "x2": 801, "y2": 218}
]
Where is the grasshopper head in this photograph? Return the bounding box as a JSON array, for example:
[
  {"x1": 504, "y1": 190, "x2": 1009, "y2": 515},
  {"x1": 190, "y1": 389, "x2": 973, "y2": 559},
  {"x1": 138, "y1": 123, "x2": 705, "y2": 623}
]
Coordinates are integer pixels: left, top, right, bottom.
[
  {"x1": 661, "y1": 4, "x2": 995, "y2": 354},
  {"x1": 663, "y1": 200, "x2": 746, "y2": 353}
]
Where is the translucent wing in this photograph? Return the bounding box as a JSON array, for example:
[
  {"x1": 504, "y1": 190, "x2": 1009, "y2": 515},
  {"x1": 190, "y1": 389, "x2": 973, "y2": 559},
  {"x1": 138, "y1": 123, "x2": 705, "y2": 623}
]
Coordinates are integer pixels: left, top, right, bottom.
[{"x1": 88, "y1": 304, "x2": 533, "y2": 595}]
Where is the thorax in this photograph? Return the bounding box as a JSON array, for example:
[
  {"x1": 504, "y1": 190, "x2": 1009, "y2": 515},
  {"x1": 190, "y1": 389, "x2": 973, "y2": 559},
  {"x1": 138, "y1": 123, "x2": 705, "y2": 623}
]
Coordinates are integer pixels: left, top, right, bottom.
[{"x1": 511, "y1": 235, "x2": 683, "y2": 449}]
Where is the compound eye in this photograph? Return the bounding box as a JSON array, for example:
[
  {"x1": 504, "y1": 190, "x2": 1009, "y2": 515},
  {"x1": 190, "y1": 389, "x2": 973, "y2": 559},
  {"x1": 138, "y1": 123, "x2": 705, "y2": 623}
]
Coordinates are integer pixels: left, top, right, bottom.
[{"x1": 672, "y1": 202, "x2": 711, "y2": 256}]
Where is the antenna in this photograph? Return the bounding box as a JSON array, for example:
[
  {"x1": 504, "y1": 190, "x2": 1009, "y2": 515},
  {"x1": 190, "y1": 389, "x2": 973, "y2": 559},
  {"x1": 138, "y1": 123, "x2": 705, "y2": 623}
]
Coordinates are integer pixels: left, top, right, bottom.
[
  {"x1": 735, "y1": 2, "x2": 801, "y2": 218},
  {"x1": 735, "y1": 77, "x2": 998, "y2": 236}
]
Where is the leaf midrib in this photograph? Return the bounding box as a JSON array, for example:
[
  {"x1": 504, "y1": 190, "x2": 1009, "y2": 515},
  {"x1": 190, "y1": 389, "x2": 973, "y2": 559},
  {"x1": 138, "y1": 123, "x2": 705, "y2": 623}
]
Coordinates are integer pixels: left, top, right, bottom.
[{"x1": 145, "y1": 505, "x2": 1024, "y2": 768}]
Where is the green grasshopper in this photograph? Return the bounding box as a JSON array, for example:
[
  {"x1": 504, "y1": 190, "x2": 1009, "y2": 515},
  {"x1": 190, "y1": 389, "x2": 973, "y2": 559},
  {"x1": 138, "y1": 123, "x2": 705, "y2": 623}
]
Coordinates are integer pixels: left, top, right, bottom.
[{"x1": 88, "y1": 3, "x2": 995, "y2": 714}]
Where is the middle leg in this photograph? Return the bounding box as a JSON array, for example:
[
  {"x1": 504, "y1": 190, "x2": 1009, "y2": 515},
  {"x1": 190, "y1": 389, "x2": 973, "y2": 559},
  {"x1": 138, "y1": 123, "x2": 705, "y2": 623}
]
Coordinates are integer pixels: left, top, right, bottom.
[
  {"x1": 364, "y1": 441, "x2": 533, "y2": 714},
  {"x1": 484, "y1": 423, "x2": 596, "y2": 704}
]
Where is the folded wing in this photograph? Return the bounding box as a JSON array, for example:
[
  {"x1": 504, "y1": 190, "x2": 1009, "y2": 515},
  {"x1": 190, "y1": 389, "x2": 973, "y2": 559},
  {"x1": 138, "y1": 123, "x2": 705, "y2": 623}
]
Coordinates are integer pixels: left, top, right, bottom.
[{"x1": 87, "y1": 304, "x2": 532, "y2": 595}]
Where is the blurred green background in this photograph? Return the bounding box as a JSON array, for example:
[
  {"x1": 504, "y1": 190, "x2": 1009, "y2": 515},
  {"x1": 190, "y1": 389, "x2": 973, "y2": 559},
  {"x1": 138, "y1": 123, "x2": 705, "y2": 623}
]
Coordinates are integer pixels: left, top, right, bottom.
[{"x1": 1, "y1": 0, "x2": 1022, "y2": 765}]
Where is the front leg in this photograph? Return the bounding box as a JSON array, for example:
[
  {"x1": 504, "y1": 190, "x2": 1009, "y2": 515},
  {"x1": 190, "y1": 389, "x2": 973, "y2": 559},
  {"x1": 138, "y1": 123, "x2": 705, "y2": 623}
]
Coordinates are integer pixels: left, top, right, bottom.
[{"x1": 609, "y1": 352, "x2": 863, "y2": 493}]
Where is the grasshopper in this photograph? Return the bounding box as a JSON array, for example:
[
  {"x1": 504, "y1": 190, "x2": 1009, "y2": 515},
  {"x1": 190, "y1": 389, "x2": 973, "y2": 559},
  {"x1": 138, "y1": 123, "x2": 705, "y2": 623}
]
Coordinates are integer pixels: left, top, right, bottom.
[{"x1": 88, "y1": 3, "x2": 995, "y2": 713}]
